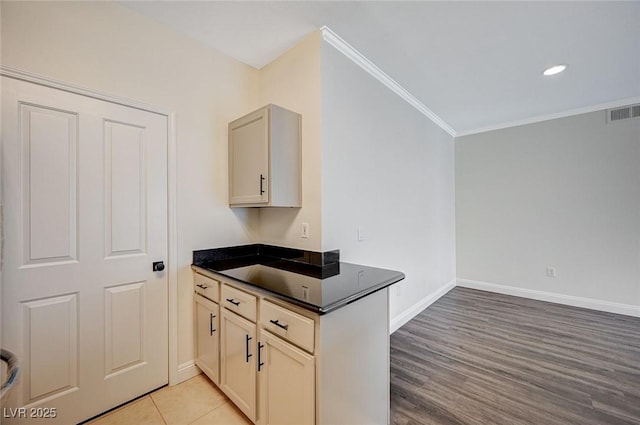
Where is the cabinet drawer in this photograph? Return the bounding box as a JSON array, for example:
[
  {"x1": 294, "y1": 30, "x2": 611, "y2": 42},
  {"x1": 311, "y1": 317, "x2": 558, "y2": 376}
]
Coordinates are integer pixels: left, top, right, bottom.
[
  {"x1": 260, "y1": 300, "x2": 315, "y2": 353},
  {"x1": 221, "y1": 284, "x2": 257, "y2": 322},
  {"x1": 194, "y1": 273, "x2": 220, "y2": 302}
]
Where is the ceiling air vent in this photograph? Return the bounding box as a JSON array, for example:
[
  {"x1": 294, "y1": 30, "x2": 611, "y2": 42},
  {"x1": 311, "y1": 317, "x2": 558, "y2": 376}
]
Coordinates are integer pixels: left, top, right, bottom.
[{"x1": 607, "y1": 103, "x2": 640, "y2": 123}]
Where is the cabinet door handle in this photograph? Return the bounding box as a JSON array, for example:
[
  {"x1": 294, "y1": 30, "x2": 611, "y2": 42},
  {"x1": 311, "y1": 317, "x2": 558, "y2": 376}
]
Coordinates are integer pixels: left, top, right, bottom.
[
  {"x1": 257, "y1": 342, "x2": 264, "y2": 372},
  {"x1": 245, "y1": 335, "x2": 253, "y2": 363},
  {"x1": 226, "y1": 298, "x2": 240, "y2": 306},
  {"x1": 269, "y1": 319, "x2": 289, "y2": 331},
  {"x1": 260, "y1": 174, "x2": 265, "y2": 195},
  {"x1": 196, "y1": 284, "x2": 209, "y2": 290},
  {"x1": 209, "y1": 313, "x2": 216, "y2": 335}
]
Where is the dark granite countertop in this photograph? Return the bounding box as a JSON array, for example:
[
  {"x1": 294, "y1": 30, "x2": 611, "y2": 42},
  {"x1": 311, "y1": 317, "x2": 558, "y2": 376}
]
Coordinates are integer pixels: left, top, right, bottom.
[{"x1": 193, "y1": 244, "x2": 405, "y2": 314}]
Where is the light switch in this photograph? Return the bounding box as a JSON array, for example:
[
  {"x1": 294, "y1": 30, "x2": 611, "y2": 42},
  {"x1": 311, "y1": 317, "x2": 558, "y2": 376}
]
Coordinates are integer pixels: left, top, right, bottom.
[
  {"x1": 357, "y1": 226, "x2": 365, "y2": 242},
  {"x1": 301, "y1": 222, "x2": 309, "y2": 238}
]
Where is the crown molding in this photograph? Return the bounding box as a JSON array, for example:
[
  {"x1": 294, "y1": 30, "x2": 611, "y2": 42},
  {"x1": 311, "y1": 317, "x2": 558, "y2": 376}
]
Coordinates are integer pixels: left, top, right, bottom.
[
  {"x1": 456, "y1": 95, "x2": 640, "y2": 138},
  {"x1": 320, "y1": 26, "x2": 456, "y2": 138}
]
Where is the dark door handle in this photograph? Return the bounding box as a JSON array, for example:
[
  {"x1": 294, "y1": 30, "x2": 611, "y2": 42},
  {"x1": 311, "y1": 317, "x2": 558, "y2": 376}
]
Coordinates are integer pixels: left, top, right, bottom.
[
  {"x1": 226, "y1": 298, "x2": 240, "y2": 306},
  {"x1": 153, "y1": 261, "x2": 165, "y2": 272},
  {"x1": 269, "y1": 319, "x2": 289, "y2": 331},
  {"x1": 209, "y1": 313, "x2": 216, "y2": 335},
  {"x1": 245, "y1": 335, "x2": 253, "y2": 363},
  {"x1": 260, "y1": 174, "x2": 265, "y2": 195},
  {"x1": 257, "y1": 342, "x2": 264, "y2": 372}
]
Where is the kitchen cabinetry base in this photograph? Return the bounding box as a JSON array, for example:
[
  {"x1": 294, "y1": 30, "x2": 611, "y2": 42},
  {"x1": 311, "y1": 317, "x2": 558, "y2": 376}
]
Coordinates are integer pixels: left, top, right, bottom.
[{"x1": 193, "y1": 267, "x2": 390, "y2": 425}]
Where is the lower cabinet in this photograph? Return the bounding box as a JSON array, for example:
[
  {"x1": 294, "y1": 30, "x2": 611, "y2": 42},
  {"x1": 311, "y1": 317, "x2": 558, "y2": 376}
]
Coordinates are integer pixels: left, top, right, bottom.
[
  {"x1": 194, "y1": 269, "x2": 390, "y2": 425},
  {"x1": 219, "y1": 286, "x2": 316, "y2": 425},
  {"x1": 220, "y1": 307, "x2": 257, "y2": 422},
  {"x1": 200, "y1": 277, "x2": 315, "y2": 425},
  {"x1": 258, "y1": 329, "x2": 315, "y2": 425},
  {"x1": 194, "y1": 294, "x2": 219, "y2": 384}
]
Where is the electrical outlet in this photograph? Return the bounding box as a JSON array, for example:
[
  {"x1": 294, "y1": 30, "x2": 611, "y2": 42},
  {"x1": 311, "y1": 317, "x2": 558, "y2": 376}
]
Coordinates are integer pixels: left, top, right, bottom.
[
  {"x1": 301, "y1": 222, "x2": 309, "y2": 239},
  {"x1": 546, "y1": 266, "x2": 557, "y2": 278}
]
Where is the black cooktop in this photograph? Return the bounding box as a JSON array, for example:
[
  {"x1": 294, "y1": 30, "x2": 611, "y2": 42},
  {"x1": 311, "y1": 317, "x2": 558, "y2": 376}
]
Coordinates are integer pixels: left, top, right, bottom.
[{"x1": 193, "y1": 245, "x2": 405, "y2": 314}]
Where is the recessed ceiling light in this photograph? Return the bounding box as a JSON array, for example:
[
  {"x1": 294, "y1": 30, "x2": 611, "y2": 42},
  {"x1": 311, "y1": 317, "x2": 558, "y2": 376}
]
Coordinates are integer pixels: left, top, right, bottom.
[{"x1": 543, "y1": 64, "x2": 567, "y2": 76}]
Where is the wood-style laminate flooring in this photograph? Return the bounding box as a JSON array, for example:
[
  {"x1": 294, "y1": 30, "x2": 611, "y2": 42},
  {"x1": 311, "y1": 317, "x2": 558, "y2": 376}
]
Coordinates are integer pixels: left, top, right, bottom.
[{"x1": 390, "y1": 287, "x2": 640, "y2": 425}]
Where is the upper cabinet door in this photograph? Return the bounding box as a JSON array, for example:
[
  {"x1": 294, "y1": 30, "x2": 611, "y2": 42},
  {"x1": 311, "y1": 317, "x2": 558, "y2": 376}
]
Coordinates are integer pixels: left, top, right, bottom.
[
  {"x1": 229, "y1": 107, "x2": 270, "y2": 205},
  {"x1": 228, "y1": 104, "x2": 301, "y2": 207}
]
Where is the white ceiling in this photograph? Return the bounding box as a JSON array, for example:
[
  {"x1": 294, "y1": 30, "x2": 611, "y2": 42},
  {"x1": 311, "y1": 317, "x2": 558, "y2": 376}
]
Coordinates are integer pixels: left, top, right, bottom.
[{"x1": 120, "y1": 1, "x2": 640, "y2": 135}]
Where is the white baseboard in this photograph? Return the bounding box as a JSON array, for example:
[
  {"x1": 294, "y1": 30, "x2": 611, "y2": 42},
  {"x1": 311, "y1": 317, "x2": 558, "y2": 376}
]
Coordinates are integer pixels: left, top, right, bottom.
[
  {"x1": 390, "y1": 279, "x2": 456, "y2": 334},
  {"x1": 177, "y1": 360, "x2": 201, "y2": 384},
  {"x1": 457, "y1": 278, "x2": 640, "y2": 318}
]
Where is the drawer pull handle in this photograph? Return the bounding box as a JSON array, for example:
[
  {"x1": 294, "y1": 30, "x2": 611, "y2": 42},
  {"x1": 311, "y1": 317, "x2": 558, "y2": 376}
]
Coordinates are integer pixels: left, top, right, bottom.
[
  {"x1": 257, "y1": 342, "x2": 264, "y2": 372},
  {"x1": 209, "y1": 313, "x2": 216, "y2": 335},
  {"x1": 246, "y1": 335, "x2": 253, "y2": 363},
  {"x1": 269, "y1": 319, "x2": 289, "y2": 331},
  {"x1": 196, "y1": 284, "x2": 209, "y2": 290},
  {"x1": 226, "y1": 298, "x2": 240, "y2": 306}
]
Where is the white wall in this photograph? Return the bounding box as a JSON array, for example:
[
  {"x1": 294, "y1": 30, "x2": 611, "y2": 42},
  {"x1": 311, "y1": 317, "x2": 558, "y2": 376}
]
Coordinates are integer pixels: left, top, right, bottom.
[
  {"x1": 456, "y1": 111, "x2": 640, "y2": 311},
  {"x1": 1, "y1": 1, "x2": 259, "y2": 366},
  {"x1": 320, "y1": 42, "x2": 457, "y2": 325},
  {"x1": 257, "y1": 32, "x2": 323, "y2": 251}
]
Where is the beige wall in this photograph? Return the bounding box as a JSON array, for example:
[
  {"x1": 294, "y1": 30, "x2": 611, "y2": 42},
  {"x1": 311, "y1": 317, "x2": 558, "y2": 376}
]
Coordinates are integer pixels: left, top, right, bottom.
[
  {"x1": 257, "y1": 32, "x2": 323, "y2": 251},
  {"x1": 1, "y1": 1, "x2": 259, "y2": 366},
  {"x1": 457, "y1": 111, "x2": 640, "y2": 311}
]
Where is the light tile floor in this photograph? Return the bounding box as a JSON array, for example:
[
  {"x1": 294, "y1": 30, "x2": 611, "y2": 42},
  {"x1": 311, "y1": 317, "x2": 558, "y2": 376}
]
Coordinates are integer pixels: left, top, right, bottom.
[{"x1": 87, "y1": 374, "x2": 251, "y2": 425}]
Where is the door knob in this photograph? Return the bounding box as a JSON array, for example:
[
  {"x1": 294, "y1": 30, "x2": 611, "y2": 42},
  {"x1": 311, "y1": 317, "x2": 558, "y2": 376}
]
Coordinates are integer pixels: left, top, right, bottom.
[{"x1": 152, "y1": 261, "x2": 165, "y2": 272}]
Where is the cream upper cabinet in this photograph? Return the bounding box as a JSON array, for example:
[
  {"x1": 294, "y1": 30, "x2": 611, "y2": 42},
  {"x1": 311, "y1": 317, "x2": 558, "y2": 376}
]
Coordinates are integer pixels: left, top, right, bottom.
[{"x1": 228, "y1": 104, "x2": 301, "y2": 207}]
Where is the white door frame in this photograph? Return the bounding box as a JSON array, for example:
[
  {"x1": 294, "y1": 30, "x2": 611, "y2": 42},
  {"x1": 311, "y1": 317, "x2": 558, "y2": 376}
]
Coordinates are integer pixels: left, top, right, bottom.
[{"x1": 0, "y1": 65, "x2": 180, "y2": 386}]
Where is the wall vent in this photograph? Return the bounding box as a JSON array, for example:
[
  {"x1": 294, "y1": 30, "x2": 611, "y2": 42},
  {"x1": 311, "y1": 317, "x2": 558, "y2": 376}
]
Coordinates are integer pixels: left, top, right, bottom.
[{"x1": 607, "y1": 103, "x2": 640, "y2": 123}]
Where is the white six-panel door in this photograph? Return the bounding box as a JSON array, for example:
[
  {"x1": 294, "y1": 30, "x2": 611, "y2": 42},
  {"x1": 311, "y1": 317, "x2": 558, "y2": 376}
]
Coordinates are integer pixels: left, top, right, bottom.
[{"x1": 1, "y1": 77, "x2": 169, "y2": 424}]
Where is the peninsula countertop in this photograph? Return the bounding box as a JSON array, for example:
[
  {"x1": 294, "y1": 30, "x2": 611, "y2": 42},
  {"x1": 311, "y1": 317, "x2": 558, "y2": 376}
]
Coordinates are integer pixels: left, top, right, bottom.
[{"x1": 192, "y1": 244, "x2": 405, "y2": 314}]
